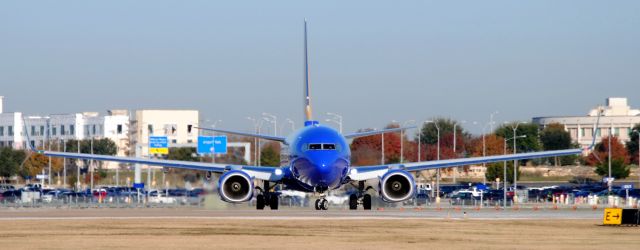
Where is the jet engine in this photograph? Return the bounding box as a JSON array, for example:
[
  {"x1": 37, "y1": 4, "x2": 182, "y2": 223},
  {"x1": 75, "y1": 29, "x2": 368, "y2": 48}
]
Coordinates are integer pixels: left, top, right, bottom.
[
  {"x1": 217, "y1": 171, "x2": 254, "y2": 203},
  {"x1": 379, "y1": 170, "x2": 415, "y2": 202}
]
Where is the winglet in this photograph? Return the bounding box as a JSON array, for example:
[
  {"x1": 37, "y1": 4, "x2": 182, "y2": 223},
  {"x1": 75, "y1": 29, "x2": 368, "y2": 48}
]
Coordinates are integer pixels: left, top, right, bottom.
[
  {"x1": 21, "y1": 117, "x2": 41, "y2": 153},
  {"x1": 584, "y1": 106, "x2": 603, "y2": 151}
]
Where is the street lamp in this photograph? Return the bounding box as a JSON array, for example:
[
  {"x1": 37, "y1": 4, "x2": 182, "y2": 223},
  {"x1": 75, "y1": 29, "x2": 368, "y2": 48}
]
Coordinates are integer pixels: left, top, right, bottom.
[
  {"x1": 262, "y1": 113, "x2": 277, "y2": 136},
  {"x1": 505, "y1": 121, "x2": 526, "y2": 202},
  {"x1": 631, "y1": 128, "x2": 640, "y2": 188},
  {"x1": 281, "y1": 118, "x2": 296, "y2": 135},
  {"x1": 424, "y1": 120, "x2": 440, "y2": 200},
  {"x1": 247, "y1": 117, "x2": 265, "y2": 166},
  {"x1": 401, "y1": 120, "x2": 416, "y2": 163},
  {"x1": 210, "y1": 120, "x2": 222, "y2": 164},
  {"x1": 504, "y1": 135, "x2": 526, "y2": 208},
  {"x1": 326, "y1": 112, "x2": 343, "y2": 134}
]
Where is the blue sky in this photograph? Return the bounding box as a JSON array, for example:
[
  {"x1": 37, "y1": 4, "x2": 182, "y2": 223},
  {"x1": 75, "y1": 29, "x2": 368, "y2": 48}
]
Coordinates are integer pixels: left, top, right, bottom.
[{"x1": 1, "y1": 1, "x2": 638, "y2": 134}]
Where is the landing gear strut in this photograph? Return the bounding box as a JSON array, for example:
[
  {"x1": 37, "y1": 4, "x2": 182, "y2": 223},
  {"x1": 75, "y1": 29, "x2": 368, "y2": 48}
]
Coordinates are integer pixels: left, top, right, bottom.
[
  {"x1": 256, "y1": 181, "x2": 278, "y2": 210},
  {"x1": 349, "y1": 181, "x2": 373, "y2": 210}
]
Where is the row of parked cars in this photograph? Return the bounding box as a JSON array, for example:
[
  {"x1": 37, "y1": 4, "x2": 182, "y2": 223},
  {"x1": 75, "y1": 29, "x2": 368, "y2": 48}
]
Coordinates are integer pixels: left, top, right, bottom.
[
  {"x1": 0, "y1": 184, "x2": 206, "y2": 205},
  {"x1": 410, "y1": 182, "x2": 640, "y2": 205}
]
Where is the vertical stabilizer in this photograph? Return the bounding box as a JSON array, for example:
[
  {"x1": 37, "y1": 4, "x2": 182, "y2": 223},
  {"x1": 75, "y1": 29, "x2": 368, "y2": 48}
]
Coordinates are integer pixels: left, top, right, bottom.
[{"x1": 303, "y1": 19, "x2": 313, "y2": 122}]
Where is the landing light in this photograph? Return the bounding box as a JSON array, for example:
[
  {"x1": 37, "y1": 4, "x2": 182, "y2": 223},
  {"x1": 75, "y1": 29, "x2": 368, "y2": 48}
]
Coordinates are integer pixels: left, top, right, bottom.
[
  {"x1": 275, "y1": 169, "x2": 283, "y2": 175},
  {"x1": 350, "y1": 169, "x2": 358, "y2": 175}
]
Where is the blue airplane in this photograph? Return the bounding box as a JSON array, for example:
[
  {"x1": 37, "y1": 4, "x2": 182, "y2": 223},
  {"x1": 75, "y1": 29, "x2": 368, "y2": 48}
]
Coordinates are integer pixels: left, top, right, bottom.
[{"x1": 27, "y1": 20, "x2": 598, "y2": 210}]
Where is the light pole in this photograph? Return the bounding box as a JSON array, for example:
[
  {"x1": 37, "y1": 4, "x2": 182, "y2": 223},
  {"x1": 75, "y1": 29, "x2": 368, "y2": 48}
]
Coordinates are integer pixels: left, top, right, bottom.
[
  {"x1": 608, "y1": 121, "x2": 613, "y2": 193},
  {"x1": 505, "y1": 135, "x2": 526, "y2": 208},
  {"x1": 452, "y1": 120, "x2": 466, "y2": 183},
  {"x1": 326, "y1": 112, "x2": 343, "y2": 134},
  {"x1": 282, "y1": 118, "x2": 295, "y2": 135},
  {"x1": 401, "y1": 120, "x2": 416, "y2": 163},
  {"x1": 210, "y1": 120, "x2": 222, "y2": 164},
  {"x1": 632, "y1": 128, "x2": 640, "y2": 188},
  {"x1": 262, "y1": 113, "x2": 277, "y2": 136},
  {"x1": 505, "y1": 121, "x2": 525, "y2": 202},
  {"x1": 424, "y1": 120, "x2": 440, "y2": 200},
  {"x1": 247, "y1": 117, "x2": 259, "y2": 166}
]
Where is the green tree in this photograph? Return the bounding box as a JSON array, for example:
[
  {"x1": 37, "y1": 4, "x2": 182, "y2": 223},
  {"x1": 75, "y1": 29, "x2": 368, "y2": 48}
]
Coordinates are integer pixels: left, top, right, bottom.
[
  {"x1": 539, "y1": 123, "x2": 574, "y2": 166},
  {"x1": 594, "y1": 158, "x2": 630, "y2": 179},
  {"x1": 166, "y1": 147, "x2": 199, "y2": 162},
  {"x1": 418, "y1": 118, "x2": 463, "y2": 145},
  {"x1": 495, "y1": 123, "x2": 541, "y2": 153},
  {"x1": 485, "y1": 161, "x2": 519, "y2": 184},
  {"x1": 626, "y1": 123, "x2": 640, "y2": 165},
  {"x1": 0, "y1": 148, "x2": 25, "y2": 181},
  {"x1": 65, "y1": 138, "x2": 118, "y2": 170},
  {"x1": 260, "y1": 145, "x2": 280, "y2": 166}
]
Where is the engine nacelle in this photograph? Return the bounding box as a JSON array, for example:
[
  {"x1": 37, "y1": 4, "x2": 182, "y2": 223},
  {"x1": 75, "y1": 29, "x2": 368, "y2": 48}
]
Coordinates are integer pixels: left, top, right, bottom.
[
  {"x1": 217, "y1": 170, "x2": 254, "y2": 203},
  {"x1": 378, "y1": 170, "x2": 415, "y2": 202}
]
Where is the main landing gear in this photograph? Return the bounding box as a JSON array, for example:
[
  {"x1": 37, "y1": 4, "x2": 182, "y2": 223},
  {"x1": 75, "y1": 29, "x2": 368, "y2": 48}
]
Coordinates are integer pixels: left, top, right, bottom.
[
  {"x1": 256, "y1": 181, "x2": 278, "y2": 210},
  {"x1": 349, "y1": 181, "x2": 372, "y2": 210}
]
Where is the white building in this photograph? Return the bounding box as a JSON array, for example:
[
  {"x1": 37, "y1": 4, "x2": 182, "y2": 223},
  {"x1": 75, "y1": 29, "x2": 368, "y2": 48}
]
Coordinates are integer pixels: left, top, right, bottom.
[
  {"x1": 532, "y1": 97, "x2": 640, "y2": 149},
  {"x1": 130, "y1": 110, "x2": 199, "y2": 157}
]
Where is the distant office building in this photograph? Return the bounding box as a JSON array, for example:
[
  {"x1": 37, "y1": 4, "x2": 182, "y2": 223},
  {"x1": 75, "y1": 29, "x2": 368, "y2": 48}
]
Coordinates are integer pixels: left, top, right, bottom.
[
  {"x1": 129, "y1": 110, "x2": 199, "y2": 157},
  {"x1": 0, "y1": 96, "x2": 130, "y2": 169},
  {"x1": 532, "y1": 97, "x2": 640, "y2": 149}
]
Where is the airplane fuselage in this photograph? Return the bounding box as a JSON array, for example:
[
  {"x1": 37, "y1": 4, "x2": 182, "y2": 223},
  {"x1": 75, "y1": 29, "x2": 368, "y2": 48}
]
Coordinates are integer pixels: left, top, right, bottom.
[{"x1": 286, "y1": 121, "x2": 350, "y2": 193}]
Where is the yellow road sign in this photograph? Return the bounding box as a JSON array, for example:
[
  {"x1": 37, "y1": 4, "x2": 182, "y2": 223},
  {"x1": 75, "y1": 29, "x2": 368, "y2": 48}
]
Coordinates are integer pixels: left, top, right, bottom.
[
  {"x1": 149, "y1": 148, "x2": 168, "y2": 155},
  {"x1": 603, "y1": 208, "x2": 622, "y2": 225}
]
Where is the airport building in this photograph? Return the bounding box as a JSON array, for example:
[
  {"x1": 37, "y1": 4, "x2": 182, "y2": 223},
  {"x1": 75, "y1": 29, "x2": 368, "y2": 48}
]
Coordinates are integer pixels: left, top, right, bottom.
[
  {"x1": 129, "y1": 109, "x2": 199, "y2": 158},
  {"x1": 532, "y1": 97, "x2": 640, "y2": 149}
]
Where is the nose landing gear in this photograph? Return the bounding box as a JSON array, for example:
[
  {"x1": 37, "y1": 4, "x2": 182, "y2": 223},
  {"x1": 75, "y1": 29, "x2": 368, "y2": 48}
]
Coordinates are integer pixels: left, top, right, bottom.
[{"x1": 314, "y1": 198, "x2": 328, "y2": 210}]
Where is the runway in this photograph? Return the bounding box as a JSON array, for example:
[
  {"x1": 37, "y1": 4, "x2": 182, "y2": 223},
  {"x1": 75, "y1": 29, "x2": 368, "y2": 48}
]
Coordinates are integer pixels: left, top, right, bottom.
[
  {"x1": 0, "y1": 206, "x2": 604, "y2": 220},
  {"x1": 1, "y1": 207, "x2": 637, "y2": 249}
]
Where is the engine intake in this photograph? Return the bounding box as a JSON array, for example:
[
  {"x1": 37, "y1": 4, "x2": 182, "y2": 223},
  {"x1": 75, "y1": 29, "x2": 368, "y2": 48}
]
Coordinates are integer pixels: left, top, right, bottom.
[
  {"x1": 379, "y1": 170, "x2": 415, "y2": 202},
  {"x1": 217, "y1": 171, "x2": 253, "y2": 203}
]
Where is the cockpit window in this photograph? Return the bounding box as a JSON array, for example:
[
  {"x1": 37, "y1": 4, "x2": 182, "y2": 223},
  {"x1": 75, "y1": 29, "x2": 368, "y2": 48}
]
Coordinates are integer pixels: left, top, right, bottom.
[
  {"x1": 323, "y1": 144, "x2": 336, "y2": 150},
  {"x1": 306, "y1": 143, "x2": 338, "y2": 151}
]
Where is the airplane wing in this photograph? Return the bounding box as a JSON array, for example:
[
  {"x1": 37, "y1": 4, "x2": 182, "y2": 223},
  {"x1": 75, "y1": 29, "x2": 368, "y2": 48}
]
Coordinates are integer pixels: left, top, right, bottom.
[
  {"x1": 34, "y1": 149, "x2": 285, "y2": 182},
  {"x1": 343, "y1": 126, "x2": 416, "y2": 139},
  {"x1": 195, "y1": 127, "x2": 287, "y2": 144},
  {"x1": 348, "y1": 148, "x2": 584, "y2": 181}
]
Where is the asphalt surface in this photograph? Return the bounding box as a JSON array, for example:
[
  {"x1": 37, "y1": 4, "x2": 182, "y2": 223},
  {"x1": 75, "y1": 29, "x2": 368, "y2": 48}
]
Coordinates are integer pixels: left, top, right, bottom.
[{"x1": 0, "y1": 207, "x2": 604, "y2": 220}]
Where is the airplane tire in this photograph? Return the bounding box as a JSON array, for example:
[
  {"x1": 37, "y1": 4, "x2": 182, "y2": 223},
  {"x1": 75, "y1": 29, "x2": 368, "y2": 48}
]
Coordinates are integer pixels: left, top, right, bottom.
[
  {"x1": 363, "y1": 194, "x2": 372, "y2": 210},
  {"x1": 256, "y1": 194, "x2": 265, "y2": 210},
  {"x1": 349, "y1": 194, "x2": 358, "y2": 210},
  {"x1": 314, "y1": 199, "x2": 321, "y2": 210},
  {"x1": 320, "y1": 199, "x2": 329, "y2": 210},
  {"x1": 269, "y1": 195, "x2": 279, "y2": 210}
]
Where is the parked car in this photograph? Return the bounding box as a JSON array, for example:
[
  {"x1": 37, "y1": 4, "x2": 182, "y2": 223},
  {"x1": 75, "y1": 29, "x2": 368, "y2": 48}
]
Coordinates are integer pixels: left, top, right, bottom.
[{"x1": 148, "y1": 190, "x2": 177, "y2": 204}]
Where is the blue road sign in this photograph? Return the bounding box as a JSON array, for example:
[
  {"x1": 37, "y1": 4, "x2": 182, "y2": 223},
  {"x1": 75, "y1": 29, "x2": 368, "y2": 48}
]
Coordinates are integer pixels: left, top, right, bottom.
[
  {"x1": 197, "y1": 136, "x2": 215, "y2": 154},
  {"x1": 149, "y1": 136, "x2": 169, "y2": 154},
  {"x1": 623, "y1": 184, "x2": 633, "y2": 189},
  {"x1": 133, "y1": 183, "x2": 145, "y2": 189},
  {"x1": 198, "y1": 136, "x2": 227, "y2": 154},
  {"x1": 213, "y1": 136, "x2": 227, "y2": 154}
]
